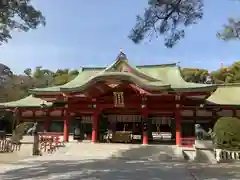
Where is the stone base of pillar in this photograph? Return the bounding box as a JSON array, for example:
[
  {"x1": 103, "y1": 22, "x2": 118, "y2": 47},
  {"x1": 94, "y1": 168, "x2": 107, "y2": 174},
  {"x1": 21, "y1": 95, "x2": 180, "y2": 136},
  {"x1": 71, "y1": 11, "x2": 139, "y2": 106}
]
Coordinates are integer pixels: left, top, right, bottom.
[
  {"x1": 142, "y1": 134, "x2": 149, "y2": 145},
  {"x1": 63, "y1": 127, "x2": 69, "y2": 142},
  {"x1": 92, "y1": 111, "x2": 99, "y2": 143},
  {"x1": 175, "y1": 106, "x2": 181, "y2": 146},
  {"x1": 63, "y1": 139, "x2": 68, "y2": 142},
  {"x1": 176, "y1": 131, "x2": 181, "y2": 146},
  {"x1": 63, "y1": 113, "x2": 70, "y2": 142},
  {"x1": 92, "y1": 129, "x2": 97, "y2": 143}
]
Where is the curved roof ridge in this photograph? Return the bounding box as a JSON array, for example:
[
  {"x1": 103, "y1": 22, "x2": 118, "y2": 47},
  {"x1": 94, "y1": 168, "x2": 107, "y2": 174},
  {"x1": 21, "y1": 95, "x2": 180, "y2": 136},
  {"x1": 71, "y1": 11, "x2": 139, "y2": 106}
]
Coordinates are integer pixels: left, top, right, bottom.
[
  {"x1": 136, "y1": 63, "x2": 177, "y2": 68},
  {"x1": 104, "y1": 60, "x2": 119, "y2": 71},
  {"x1": 136, "y1": 63, "x2": 183, "y2": 83},
  {"x1": 77, "y1": 67, "x2": 83, "y2": 72},
  {"x1": 77, "y1": 63, "x2": 178, "y2": 71},
  {"x1": 29, "y1": 68, "x2": 84, "y2": 93},
  {"x1": 61, "y1": 67, "x2": 105, "y2": 88},
  {"x1": 29, "y1": 66, "x2": 106, "y2": 94},
  {"x1": 98, "y1": 52, "x2": 160, "y2": 82},
  {"x1": 29, "y1": 52, "x2": 217, "y2": 94},
  {"x1": 82, "y1": 67, "x2": 106, "y2": 71},
  {"x1": 176, "y1": 65, "x2": 188, "y2": 82},
  {"x1": 0, "y1": 95, "x2": 52, "y2": 108},
  {"x1": 60, "y1": 71, "x2": 170, "y2": 92},
  {"x1": 217, "y1": 83, "x2": 240, "y2": 87},
  {"x1": 105, "y1": 51, "x2": 129, "y2": 72},
  {"x1": 127, "y1": 63, "x2": 162, "y2": 82}
]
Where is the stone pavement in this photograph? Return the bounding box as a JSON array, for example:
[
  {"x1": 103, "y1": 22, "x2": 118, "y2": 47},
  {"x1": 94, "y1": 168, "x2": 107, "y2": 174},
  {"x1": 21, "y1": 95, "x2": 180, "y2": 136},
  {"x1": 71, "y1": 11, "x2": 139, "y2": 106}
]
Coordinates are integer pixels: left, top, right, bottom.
[
  {"x1": 187, "y1": 162, "x2": 240, "y2": 180},
  {"x1": 0, "y1": 144, "x2": 33, "y2": 164},
  {"x1": 0, "y1": 143, "x2": 239, "y2": 180}
]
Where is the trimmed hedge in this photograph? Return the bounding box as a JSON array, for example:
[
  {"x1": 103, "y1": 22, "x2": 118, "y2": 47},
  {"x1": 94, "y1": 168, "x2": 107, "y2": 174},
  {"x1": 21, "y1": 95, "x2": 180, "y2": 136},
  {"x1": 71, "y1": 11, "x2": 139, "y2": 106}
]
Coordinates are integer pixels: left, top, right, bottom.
[{"x1": 213, "y1": 117, "x2": 240, "y2": 150}]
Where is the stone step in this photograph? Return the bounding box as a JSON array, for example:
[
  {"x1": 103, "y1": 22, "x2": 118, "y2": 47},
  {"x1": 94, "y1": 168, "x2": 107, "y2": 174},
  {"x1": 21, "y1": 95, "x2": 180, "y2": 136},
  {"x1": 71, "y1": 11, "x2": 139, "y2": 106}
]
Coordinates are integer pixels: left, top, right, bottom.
[{"x1": 53, "y1": 143, "x2": 183, "y2": 161}]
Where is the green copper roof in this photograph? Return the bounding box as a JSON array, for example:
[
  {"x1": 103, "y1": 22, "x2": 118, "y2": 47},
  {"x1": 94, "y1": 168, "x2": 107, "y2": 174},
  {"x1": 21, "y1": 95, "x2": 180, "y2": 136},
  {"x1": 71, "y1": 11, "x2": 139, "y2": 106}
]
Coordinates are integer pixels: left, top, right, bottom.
[
  {"x1": 61, "y1": 72, "x2": 170, "y2": 92},
  {"x1": 0, "y1": 95, "x2": 52, "y2": 108},
  {"x1": 137, "y1": 64, "x2": 216, "y2": 92},
  {"x1": 206, "y1": 85, "x2": 240, "y2": 105},
  {"x1": 29, "y1": 68, "x2": 104, "y2": 94},
  {"x1": 29, "y1": 52, "x2": 217, "y2": 94}
]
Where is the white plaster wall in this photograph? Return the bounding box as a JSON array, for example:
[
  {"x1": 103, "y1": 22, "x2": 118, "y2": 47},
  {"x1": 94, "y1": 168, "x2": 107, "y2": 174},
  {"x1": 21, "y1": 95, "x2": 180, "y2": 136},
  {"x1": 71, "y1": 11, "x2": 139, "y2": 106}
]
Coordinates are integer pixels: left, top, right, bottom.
[
  {"x1": 196, "y1": 110, "x2": 212, "y2": 117},
  {"x1": 181, "y1": 110, "x2": 193, "y2": 116},
  {"x1": 50, "y1": 110, "x2": 62, "y2": 116},
  {"x1": 35, "y1": 110, "x2": 44, "y2": 117},
  {"x1": 217, "y1": 110, "x2": 233, "y2": 117},
  {"x1": 236, "y1": 110, "x2": 240, "y2": 117},
  {"x1": 22, "y1": 110, "x2": 33, "y2": 117}
]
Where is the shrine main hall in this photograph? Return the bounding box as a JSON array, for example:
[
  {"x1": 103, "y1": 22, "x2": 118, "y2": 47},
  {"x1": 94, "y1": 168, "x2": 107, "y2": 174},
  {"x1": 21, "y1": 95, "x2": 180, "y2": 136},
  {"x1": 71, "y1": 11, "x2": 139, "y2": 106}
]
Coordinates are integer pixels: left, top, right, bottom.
[{"x1": 1, "y1": 52, "x2": 240, "y2": 146}]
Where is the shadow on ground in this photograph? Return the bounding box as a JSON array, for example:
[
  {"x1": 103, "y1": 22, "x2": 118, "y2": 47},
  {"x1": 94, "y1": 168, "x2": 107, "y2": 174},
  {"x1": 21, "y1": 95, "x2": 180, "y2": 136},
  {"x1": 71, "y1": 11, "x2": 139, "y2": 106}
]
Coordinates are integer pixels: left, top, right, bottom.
[
  {"x1": 110, "y1": 145, "x2": 182, "y2": 161},
  {"x1": 0, "y1": 145, "x2": 240, "y2": 180}
]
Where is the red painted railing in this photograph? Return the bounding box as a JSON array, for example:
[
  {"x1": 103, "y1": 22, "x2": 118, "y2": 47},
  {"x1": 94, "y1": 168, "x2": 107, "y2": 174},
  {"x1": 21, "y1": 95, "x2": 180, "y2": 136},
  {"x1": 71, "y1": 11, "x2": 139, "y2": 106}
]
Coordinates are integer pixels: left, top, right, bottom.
[
  {"x1": 181, "y1": 137, "x2": 195, "y2": 147},
  {"x1": 38, "y1": 132, "x2": 64, "y2": 153}
]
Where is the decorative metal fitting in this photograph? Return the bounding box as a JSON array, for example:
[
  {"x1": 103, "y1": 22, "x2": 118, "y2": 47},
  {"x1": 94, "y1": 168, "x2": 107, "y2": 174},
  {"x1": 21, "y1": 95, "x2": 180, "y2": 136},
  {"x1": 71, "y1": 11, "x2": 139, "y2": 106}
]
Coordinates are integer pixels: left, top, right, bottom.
[
  {"x1": 175, "y1": 94, "x2": 181, "y2": 100},
  {"x1": 200, "y1": 104, "x2": 204, "y2": 108},
  {"x1": 141, "y1": 104, "x2": 146, "y2": 108}
]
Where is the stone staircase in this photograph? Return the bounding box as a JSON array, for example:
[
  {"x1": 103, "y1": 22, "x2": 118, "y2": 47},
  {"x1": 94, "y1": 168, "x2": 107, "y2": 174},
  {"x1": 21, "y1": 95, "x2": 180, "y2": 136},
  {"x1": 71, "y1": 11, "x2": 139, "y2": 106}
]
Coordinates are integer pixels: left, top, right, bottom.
[
  {"x1": 181, "y1": 140, "x2": 218, "y2": 164},
  {"x1": 111, "y1": 145, "x2": 183, "y2": 161},
  {"x1": 53, "y1": 143, "x2": 184, "y2": 161}
]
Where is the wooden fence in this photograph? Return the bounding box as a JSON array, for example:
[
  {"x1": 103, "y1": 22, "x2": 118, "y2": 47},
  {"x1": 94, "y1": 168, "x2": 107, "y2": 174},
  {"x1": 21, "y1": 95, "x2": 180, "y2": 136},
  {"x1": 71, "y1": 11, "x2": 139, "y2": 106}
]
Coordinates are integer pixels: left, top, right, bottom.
[{"x1": 0, "y1": 139, "x2": 21, "y2": 153}]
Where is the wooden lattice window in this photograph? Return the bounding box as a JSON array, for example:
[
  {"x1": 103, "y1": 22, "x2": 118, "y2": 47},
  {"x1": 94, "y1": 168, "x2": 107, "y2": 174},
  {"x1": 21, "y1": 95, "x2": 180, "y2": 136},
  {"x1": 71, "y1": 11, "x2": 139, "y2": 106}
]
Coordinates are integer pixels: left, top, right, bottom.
[{"x1": 113, "y1": 92, "x2": 124, "y2": 107}]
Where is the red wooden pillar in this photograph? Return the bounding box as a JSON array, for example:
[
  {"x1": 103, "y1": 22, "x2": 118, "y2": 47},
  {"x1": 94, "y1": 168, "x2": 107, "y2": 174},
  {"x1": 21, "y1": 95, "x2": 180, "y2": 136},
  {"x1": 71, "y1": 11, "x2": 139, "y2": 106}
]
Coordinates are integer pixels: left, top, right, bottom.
[
  {"x1": 43, "y1": 110, "x2": 51, "y2": 132},
  {"x1": 232, "y1": 109, "x2": 236, "y2": 117},
  {"x1": 63, "y1": 110, "x2": 70, "y2": 142},
  {"x1": 92, "y1": 112, "x2": 99, "y2": 143},
  {"x1": 13, "y1": 108, "x2": 20, "y2": 129},
  {"x1": 142, "y1": 108, "x2": 149, "y2": 145},
  {"x1": 175, "y1": 105, "x2": 181, "y2": 146},
  {"x1": 43, "y1": 120, "x2": 50, "y2": 132}
]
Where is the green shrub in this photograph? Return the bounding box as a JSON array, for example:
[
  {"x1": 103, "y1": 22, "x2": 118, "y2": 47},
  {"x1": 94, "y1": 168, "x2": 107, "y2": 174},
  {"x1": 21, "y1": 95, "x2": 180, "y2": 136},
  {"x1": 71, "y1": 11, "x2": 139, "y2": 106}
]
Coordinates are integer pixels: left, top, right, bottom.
[{"x1": 213, "y1": 116, "x2": 240, "y2": 150}]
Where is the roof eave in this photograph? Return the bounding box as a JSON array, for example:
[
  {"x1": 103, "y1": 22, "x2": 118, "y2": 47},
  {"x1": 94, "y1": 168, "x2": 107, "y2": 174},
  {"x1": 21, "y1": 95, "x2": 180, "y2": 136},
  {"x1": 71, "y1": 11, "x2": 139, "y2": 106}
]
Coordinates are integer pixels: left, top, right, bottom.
[
  {"x1": 205, "y1": 101, "x2": 240, "y2": 106},
  {"x1": 60, "y1": 84, "x2": 171, "y2": 93},
  {"x1": 58, "y1": 72, "x2": 170, "y2": 93},
  {"x1": 0, "y1": 104, "x2": 52, "y2": 108},
  {"x1": 29, "y1": 89, "x2": 61, "y2": 95},
  {"x1": 172, "y1": 85, "x2": 217, "y2": 93}
]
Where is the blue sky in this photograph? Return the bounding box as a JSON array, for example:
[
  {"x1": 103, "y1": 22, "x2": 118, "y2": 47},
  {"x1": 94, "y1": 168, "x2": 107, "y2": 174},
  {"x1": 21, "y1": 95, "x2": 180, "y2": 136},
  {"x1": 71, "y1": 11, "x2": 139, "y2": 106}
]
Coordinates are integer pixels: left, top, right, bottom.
[{"x1": 0, "y1": 0, "x2": 240, "y2": 74}]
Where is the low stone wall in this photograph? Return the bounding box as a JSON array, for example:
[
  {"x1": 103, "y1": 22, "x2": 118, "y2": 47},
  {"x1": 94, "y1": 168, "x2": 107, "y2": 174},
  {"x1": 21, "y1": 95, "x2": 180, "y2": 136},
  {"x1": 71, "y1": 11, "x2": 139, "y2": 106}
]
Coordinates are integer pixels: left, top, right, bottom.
[
  {"x1": 194, "y1": 140, "x2": 217, "y2": 163},
  {"x1": 195, "y1": 140, "x2": 214, "y2": 150},
  {"x1": 182, "y1": 140, "x2": 240, "y2": 163},
  {"x1": 215, "y1": 149, "x2": 240, "y2": 162}
]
